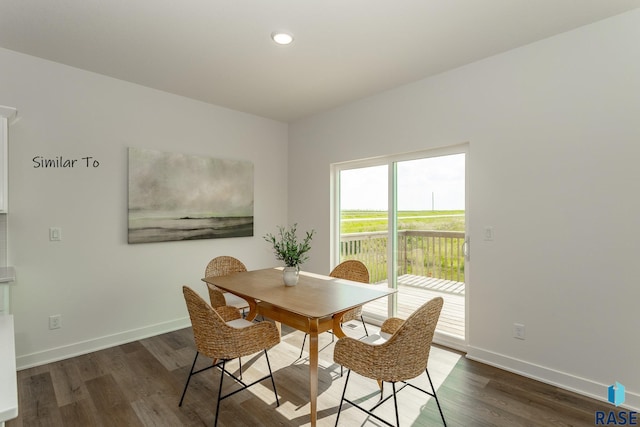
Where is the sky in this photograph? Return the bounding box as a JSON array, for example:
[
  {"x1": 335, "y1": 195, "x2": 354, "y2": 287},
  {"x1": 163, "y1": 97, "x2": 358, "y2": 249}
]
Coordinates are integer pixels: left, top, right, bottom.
[
  {"x1": 340, "y1": 153, "x2": 465, "y2": 211},
  {"x1": 128, "y1": 147, "x2": 253, "y2": 217}
]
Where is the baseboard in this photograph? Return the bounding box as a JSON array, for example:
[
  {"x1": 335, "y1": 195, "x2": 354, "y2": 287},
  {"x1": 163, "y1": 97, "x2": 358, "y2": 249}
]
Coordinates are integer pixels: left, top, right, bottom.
[
  {"x1": 433, "y1": 330, "x2": 467, "y2": 353},
  {"x1": 466, "y1": 346, "x2": 640, "y2": 411},
  {"x1": 16, "y1": 317, "x2": 192, "y2": 370}
]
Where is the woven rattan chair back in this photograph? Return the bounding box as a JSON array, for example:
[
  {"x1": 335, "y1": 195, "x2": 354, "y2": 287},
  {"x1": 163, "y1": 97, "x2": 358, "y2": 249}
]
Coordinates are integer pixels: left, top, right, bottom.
[
  {"x1": 180, "y1": 286, "x2": 280, "y2": 426},
  {"x1": 206, "y1": 283, "x2": 227, "y2": 308},
  {"x1": 182, "y1": 286, "x2": 279, "y2": 360},
  {"x1": 335, "y1": 296, "x2": 443, "y2": 383},
  {"x1": 299, "y1": 260, "x2": 371, "y2": 359},
  {"x1": 380, "y1": 296, "x2": 443, "y2": 381},
  {"x1": 331, "y1": 260, "x2": 369, "y2": 322},
  {"x1": 205, "y1": 256, "x2": 247, "y2": 278},
  {"x1": 329, "y1": 260, "x2": 370, "y2": 284},
  {"x1": 204, "y1": 256, "x2": 249, "y2": 310},
  {"x1": 333, "y1": 297, "x2": 446, "y2": 426},
  {"x1": 183, "y1": 285, "x2": 231, "y2": 359}
]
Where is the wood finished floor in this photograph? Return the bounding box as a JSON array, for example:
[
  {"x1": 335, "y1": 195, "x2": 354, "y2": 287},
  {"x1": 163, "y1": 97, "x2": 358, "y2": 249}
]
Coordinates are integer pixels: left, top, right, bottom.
[{"x1": 8, "y1": 321, "x2": 617, "y2": 427}]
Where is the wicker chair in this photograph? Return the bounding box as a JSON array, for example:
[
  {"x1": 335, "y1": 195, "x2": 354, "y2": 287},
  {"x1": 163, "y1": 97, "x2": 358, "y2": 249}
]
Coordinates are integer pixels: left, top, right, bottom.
[
  {"x1": 204, "y1": 256, "x2": 250, "y2": 312},
  {"x1": 333, "y1": 297, "x2": 446, "y2": 427},
  {"x1": 329, "y1": 260, "x2": 370, "y2": 329},
  {"x1": 179, "y1": 286, "x2": 280, "y2": 427},
  {"x1": 206, "y1": 283, "x2": 228, "y2": 309},
  {"x1": 206, "y1": 284, "x2": 248, "y2": 377},
  {"x1": 299, "y1": 260, "x2": 370, "y2": 358}
]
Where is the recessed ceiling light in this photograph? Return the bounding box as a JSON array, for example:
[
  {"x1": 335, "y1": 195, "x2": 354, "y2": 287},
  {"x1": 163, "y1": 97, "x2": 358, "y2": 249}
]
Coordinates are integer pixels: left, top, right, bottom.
[{"x1": 271, "y1": 31, "x2": 294, "y2": 45}]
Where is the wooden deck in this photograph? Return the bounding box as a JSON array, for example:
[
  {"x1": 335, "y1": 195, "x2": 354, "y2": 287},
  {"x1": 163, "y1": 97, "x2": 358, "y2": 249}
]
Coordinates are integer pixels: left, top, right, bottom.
[{"x1": 360, "y1": 275, "x2": 465, "y2": 339}]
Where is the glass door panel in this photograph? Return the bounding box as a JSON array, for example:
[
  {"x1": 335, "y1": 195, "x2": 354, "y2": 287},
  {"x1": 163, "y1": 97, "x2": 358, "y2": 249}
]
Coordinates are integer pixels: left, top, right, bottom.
[
  {"x1": 396, "y1": 154, "x2": 466, "y2": 339},
  {"x1": 338, "y1": 165, "x2": 390, "y2": 321}
]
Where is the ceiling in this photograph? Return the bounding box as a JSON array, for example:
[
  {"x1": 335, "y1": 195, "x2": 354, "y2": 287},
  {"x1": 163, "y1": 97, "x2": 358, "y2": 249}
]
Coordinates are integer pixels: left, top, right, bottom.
[{"x1": 1, "y1": 1, "x2": 638, "y2": 123}]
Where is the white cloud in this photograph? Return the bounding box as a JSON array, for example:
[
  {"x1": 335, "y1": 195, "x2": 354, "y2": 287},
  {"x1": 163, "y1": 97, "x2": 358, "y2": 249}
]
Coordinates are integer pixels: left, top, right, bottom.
[{"x1": 340, "y1": 154, "x2": 465, "y2": 211}]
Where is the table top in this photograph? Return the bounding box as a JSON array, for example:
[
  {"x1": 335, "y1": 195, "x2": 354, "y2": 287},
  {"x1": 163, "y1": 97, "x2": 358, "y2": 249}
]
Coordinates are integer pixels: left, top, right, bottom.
[{"x1": 203, "y1": 267, "x2": 396, "y2": 319}]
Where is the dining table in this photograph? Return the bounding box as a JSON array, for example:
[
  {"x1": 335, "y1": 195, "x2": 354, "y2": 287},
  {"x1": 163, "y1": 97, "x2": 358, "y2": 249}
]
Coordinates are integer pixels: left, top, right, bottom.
[{"x1": 202, "y1": 267, "x2": 396, "y2": 426}]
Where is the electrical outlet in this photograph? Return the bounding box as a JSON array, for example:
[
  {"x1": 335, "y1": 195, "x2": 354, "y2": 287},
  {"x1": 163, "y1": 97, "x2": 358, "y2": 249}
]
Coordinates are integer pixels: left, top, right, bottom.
[
  {"x1": 49, "y1": 314, "x2": 61, "y2": 330},
  {"x1": 513, "y1": 323, "x2": 525, "y2": 340}
]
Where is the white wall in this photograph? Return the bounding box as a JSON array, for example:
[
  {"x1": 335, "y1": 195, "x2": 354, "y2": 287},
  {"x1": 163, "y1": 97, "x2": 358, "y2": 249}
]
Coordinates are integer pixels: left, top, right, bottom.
[
  {"x1": 0, "y1": 47, "x2": 289, "y2": 368},
  {"x1": 289, "y1": 10, "x2": 640, "y2": 409}
]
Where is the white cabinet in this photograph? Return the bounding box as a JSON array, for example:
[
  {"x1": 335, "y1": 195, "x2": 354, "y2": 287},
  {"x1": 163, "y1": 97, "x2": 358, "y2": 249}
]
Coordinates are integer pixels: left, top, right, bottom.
[
  {"x1": 0, "y1": 116, "x2": 6, "y2": 213},
  {"x1": 0, "y1": 106, "x2": 16, "y2": 315},
  {"x1": 0, "y1": 315, "x2": 18, "y2": 424},
  {"x1": 0, "y1": 106, "x2": 17, "y2": 213}
]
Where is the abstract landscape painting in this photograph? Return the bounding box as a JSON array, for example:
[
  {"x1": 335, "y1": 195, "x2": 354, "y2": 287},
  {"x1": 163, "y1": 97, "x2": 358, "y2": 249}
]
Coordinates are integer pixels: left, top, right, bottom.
[{"x1": 128, "y1": 147, "x2": 253, "y2": 243}]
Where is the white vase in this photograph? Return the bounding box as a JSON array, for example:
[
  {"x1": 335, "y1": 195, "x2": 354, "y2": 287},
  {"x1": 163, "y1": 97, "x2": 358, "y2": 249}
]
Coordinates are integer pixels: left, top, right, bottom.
[{"x1": 283, "y1": 266, "x2": 299, "y2": 286}]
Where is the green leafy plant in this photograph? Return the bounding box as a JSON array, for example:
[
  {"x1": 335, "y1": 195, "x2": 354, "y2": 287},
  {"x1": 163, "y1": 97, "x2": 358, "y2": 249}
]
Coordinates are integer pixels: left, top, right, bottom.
[{"x1": 264, "y1": 223, "x2": 315, "y2": 268}]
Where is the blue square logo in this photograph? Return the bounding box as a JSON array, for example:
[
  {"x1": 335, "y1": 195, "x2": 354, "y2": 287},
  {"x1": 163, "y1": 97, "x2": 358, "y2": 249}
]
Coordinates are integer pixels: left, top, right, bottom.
[{"x1": 608, "y1": 382, "x2": 625, "y2": 407}]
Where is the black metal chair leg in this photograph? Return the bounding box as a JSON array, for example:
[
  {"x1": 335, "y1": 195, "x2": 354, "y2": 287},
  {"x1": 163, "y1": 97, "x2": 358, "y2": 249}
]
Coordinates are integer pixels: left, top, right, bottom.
[
  {"x1": 360, "y1": 315, "x2": 369, "y2": 336},
  {"x1": 238, "y1": 357, "x2": 242, "y2": 380},
  {"x1": 179, "y1": 351, "x2": 199, "y2": 406},
  {"x1": 392, "y1": 382, "x2": 400, "y2": 427},
  {"x1": 335, "y1": 370, "x2": 351, "y2": 426},
  {"x1": 263, "y1": 349, "x2": 280, "y2": 406},
  {"x1": 335, "y1": 369, "x2": 446, "y2": 427},
  {"x1": 214, "y1": 359, "x2": 226, "y2": 427},
  {"x1": 299, "y1": 333, "x2": 308, "y2": 358},
  {"x1": 426, "y1": 369, "x2": 447, "y2": 426}
]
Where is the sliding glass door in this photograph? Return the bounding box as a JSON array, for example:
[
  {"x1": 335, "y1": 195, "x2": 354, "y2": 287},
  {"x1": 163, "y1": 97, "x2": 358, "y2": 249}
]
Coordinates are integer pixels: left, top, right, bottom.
[{"x1": 333, "y1": 147, "x2": 467, "y2": 347}]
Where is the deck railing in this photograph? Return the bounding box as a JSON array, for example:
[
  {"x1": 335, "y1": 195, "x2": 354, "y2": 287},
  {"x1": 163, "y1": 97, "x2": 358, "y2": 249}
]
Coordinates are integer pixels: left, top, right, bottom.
[{"x1": 340, "y1": 230, "x2": 465, "y2": 283}]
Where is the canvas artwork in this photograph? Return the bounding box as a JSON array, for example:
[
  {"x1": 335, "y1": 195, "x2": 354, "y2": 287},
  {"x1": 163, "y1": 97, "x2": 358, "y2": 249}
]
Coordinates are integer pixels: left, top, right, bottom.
[{"x1": 128, "y1": 147, "x2": 254, "y2": 243}]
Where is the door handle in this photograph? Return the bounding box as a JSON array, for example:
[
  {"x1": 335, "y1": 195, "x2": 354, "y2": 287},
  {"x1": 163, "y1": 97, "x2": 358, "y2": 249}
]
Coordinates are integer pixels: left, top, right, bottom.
[{"x1": 463, "y1": 237, "x2": 470, "y2": 261}]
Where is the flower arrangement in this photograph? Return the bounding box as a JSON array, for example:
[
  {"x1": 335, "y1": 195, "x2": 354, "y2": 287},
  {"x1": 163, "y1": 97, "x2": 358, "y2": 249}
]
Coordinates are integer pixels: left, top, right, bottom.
[{"x1": 264, "y1": 223, "x2": 315, "y2": 268}]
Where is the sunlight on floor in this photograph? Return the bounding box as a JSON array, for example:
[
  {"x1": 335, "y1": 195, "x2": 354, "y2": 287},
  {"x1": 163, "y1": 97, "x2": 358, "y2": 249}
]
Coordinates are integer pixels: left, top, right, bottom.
[{"x1": 273, "y1": 321, "x2": 462, "y2": 426}]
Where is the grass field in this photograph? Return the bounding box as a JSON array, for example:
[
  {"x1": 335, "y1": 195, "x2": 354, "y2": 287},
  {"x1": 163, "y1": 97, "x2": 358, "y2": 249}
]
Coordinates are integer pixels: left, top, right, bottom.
[
  {"x1": 340, "y1": 210, "x2": 465, "y2": 233},
  {"x1": 339, "y1": 210, "x2": 466, "y2": 282}
]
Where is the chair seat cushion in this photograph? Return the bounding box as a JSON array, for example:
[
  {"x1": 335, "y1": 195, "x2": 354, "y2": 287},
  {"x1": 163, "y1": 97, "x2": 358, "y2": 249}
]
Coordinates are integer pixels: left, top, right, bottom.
[
  {"x1": 360, "y1": 331, "x2": 391, "y2": 345},
  {"x1": 226, "y1": 318, "x2": 254, "y2": 329},
  {"x1": 224, "y1": 293, "x2": 249, "y2": 309}
]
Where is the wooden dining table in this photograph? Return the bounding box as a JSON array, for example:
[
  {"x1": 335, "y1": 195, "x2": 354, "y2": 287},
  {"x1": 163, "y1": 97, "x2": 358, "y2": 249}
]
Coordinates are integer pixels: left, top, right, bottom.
[{"x1": 203, "y1": 267, "x2": 396, "y2": 426}]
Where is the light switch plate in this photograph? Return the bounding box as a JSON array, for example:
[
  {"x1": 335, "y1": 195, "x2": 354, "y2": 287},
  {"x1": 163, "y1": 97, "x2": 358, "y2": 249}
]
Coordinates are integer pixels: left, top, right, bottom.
[
  {"x1": 49, "y1": 227, "x2": 62, "y2": 241},
  {"x1": 483, "y1": 226, "x2": 494, "y2": 241}
]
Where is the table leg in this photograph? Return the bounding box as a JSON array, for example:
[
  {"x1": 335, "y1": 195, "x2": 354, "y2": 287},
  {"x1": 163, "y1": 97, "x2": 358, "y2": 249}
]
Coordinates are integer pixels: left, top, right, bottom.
[
  {"x1": 309, "y1": 318, "x2": 319, "y2": 427},
  {"x1": 274, "y1": 320, "x2": 282, "y2": 336},
  {"x1": 245, "y1": 298, "x2": 258, "y2": 321},
  {"x1": 332, "y1": 311, "x2": 348, "y2": 339}
]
